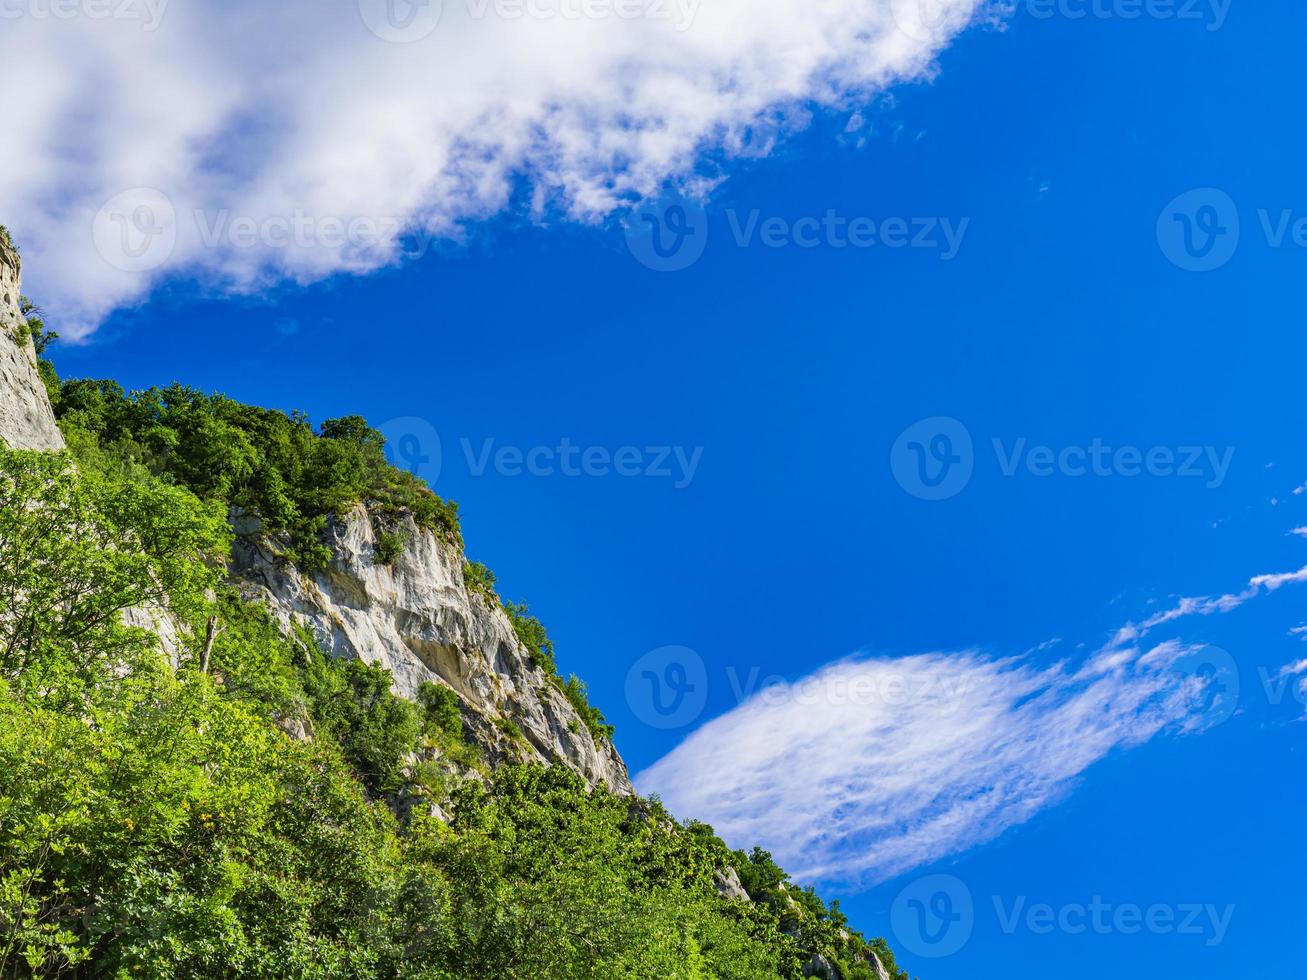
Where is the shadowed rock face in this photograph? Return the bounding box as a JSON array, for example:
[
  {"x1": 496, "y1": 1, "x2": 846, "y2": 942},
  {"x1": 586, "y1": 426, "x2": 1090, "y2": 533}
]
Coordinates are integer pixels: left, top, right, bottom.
[
  {"x1": 0, "y1": 240, "x2": 63, "y2": 452},
  {"x1": 229, "y1": 505, "x2": 633, "y2": 794}
]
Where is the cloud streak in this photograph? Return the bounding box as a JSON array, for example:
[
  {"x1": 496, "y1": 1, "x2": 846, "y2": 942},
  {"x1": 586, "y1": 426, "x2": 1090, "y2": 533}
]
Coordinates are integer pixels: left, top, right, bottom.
[
  {"x1": 0, "y1": 0, "x2": 987, "y2": 336},
  {"x1": 639, "y1": 554, "x2": 1307, "y2": 887},
  {"x1": 638, "y1": 641, "x2": 1213, "y2": 886}
]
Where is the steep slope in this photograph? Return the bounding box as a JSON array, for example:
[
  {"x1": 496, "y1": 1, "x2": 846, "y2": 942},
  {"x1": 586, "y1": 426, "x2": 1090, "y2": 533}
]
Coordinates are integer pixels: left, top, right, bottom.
[
  {"x1": 0, "y1": 235, "x2": 63, "y2": 451},
  {"x1": 230, "y1": 503, "x2": 631, "y2": 792},
  {"x1": 0, "y1": 229, "x2": 913, "y2": 980}
]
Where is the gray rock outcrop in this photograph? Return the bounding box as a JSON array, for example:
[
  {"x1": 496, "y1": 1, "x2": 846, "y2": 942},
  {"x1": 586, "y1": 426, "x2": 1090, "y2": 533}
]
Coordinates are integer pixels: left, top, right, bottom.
[
  {"x1": 0, "y1": 236, "x2": 64, "y2": 451},
  {"x1": 229, "y1": 505, "x2": 632, "y2": 794}
]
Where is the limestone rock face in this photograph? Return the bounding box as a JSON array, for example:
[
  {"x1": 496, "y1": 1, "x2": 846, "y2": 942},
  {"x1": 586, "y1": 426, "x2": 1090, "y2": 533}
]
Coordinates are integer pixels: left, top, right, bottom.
[
  {"x1": 713, "y1": 866, "x2": 751, "y2": 901},
  {"x1": 0, "y1": 231, "x2": 628, "y2": 793},
  {"x1": 229, "y1": 505, "x2": 632, "y2": 794},
  {"x1": 0, "y1": 239, "x2": 64, "y2": 452}
]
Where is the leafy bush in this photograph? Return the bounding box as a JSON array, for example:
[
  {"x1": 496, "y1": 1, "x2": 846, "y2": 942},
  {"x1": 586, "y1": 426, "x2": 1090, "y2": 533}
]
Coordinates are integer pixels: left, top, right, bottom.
[
  {"x1": 52, "y1": 380, "x2": 460, "y2": 569},
  {"x1": 373, "y1": 529, "x2": 408, "y2": 566},
  {"x1": 494, "y1": 715, "x2": 525, "y2": 742},
  {"x1": 417, "y1": 681, "x2": 464, "y2": 739},
  {"x1": 504, "y1": 601, "x2": 556, "y2": 674},
  {"x1": 561, "y1": 673, "x2": 615, "y2": 741},
  {"x1": 462, "y1": 559, "x2": 498, "y2": 603},
  {"x1": 301, "y1": 649, "x2": 423, "y2": 797}
]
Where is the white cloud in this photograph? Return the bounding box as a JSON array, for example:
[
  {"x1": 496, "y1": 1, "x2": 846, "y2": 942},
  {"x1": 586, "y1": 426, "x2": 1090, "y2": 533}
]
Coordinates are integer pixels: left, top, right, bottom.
[
  {"x1": 640, "y1": 555, "x2": 1307, "y2": 888},
  {"x1": 637, "y1": 640, "x2": 1215, "y2": 887},
  {"x1": 1109, "y1": 563, "x2": 1307, "y2": 647},
  {"x1": 0, "y1": 0, "x2": 986, "y2": 337}
]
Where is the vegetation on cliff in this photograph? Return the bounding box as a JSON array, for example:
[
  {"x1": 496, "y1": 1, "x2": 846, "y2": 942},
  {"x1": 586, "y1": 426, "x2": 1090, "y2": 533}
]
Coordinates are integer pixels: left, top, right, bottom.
[{"x1": 0, "y1": 327, "x2": 910, "y2": 978}]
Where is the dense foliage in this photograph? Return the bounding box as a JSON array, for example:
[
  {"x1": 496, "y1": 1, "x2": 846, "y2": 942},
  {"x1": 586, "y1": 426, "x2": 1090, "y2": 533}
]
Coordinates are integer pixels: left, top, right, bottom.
[
  {"x1": 50, "y1": 380, "x2": 459, "y2": 569},
  {"x1": 45, "y1": 373, "x2": 621, "y2": 740},
  {"x1": 0, "y1": 446, "x2": 911, "y2": 979}
]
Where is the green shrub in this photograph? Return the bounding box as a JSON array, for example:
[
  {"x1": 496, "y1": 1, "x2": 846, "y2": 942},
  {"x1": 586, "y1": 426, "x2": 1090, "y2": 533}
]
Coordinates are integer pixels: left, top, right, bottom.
[
  {"x1": 373, "y1": 529, "x2": 408, "y2": 566},
  {"x1": 417, "y1": 681, "x2": 463, "y2": 739},
  {"x1": 494, "y1": 716, "x2": 524, "y2": 742},
  {"x1": 300, "y1": 649, "x2": 422, "y2": 796},
  {"x1": 504, "y1": 601, "x2": 556, "y2": 674},
  {"x1": 52, "y1": 381, "x2": 461, "y2": 569},
  {"x1": 463, "y1": 559, "x2": 497, "y2": 602},
  {"x1": 561, "y1": 673, "x2": 615, "y2": 742}
]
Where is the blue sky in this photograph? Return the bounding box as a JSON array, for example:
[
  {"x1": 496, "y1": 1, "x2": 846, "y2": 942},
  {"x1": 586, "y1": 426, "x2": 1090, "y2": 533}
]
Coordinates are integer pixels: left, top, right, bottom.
[{"x1": 29, "y1": 1, "x2": 1307, "y2": 976}]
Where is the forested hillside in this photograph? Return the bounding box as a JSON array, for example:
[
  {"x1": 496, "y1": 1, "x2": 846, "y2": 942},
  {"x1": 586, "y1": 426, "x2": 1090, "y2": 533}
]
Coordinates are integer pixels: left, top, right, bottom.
[{"x1": 0, "y1": 237, "x2": 910, "y2": 979}]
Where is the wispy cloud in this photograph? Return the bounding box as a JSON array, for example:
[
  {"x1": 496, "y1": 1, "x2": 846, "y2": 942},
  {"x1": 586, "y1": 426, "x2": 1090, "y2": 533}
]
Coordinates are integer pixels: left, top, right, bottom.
[
  {"x1": 1109, "y1": 564, "x2": 1307, "y2": 647},
  {"x1": 0, "y1": 0, "x2": 987, "y2": 336},
  {"x1": 640, "y1": 555, "x2": 1307, "y2": 887},
  {"x1": 638, "y1": 640, "x2": 1214, "y2": 887}
]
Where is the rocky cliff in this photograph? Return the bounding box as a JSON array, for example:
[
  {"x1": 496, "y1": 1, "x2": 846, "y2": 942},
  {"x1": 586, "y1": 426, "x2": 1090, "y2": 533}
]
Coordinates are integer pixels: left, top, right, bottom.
[
  {"x1": 0, "y1": 225, "x2": 627, "y2": 795},
  {"x1": 230, "y1": 505, "x2": 631, "y2": 793},
  {"x1": 0, "y1": 235, "x2": 64, "y2": 451}
]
